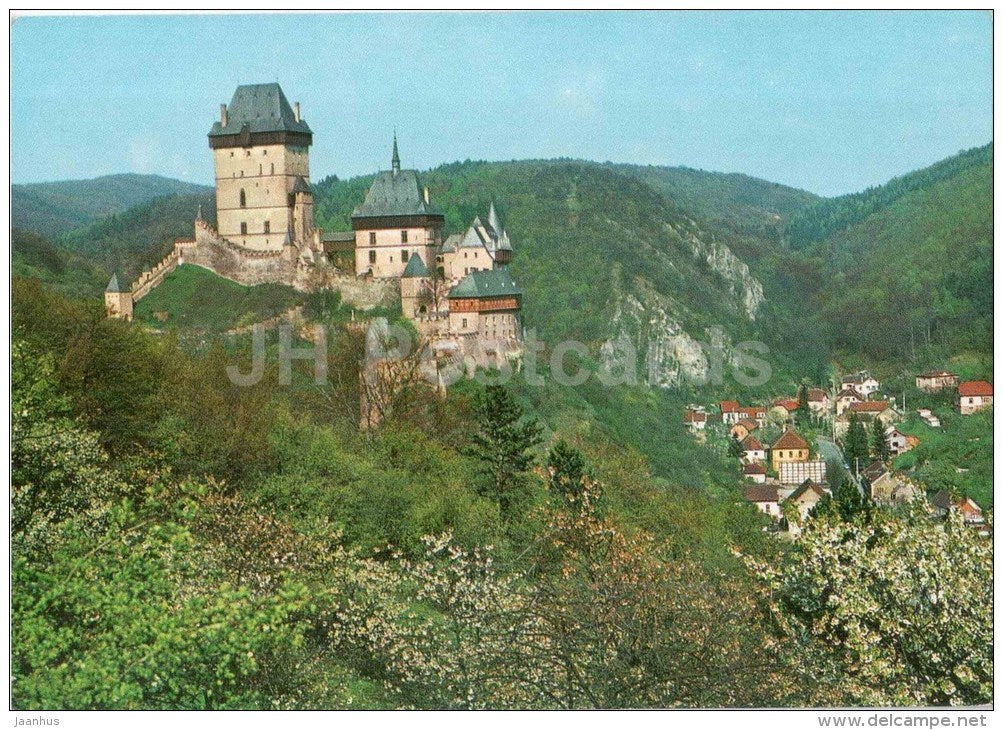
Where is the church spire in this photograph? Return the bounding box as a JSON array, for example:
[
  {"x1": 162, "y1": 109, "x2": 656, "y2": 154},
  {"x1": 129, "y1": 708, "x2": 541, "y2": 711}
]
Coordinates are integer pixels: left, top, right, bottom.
[{"x1": 391, "y1": 132, "x2": 401, "y2": 175}]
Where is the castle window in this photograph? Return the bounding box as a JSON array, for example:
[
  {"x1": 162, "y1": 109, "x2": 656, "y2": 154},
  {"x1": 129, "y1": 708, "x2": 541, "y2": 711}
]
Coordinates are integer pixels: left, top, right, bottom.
[
  {"x1": 369, "y1": 250, "x2": 376, "y2": 264},
  {"x1": 369, "y1": 232, "x2": 376, "y2": 245},
  {"x1": 401, "y1": 250, "x2": 409, "y2": 263},
  {"x1": 264, "y1": 221, "x2": 270, "y2": 234},
  {"x1": 239, "y1": 189, "x2": 246, "y2": 208},
  {"x1": 259, "y1": 164, "x2": 262, "y2": 175},
  {"x1": 230, "y1": 151, "x2": 234, "y2": 157},
  {"x1": 462, "y1": 318, "x2": 468, "y2": 329},
  {"x1": 271, "y1": 163, "x2": 274, "y2": 175},
  {"x1": 240, "y1": 222, "x2": 248, "y2": 235},
  {"x1": 401, "y1": 230, "x2": 408, "y2": 243},
  {"x1": 263, "y1": 149, "x2": 267, "y2": 155}
]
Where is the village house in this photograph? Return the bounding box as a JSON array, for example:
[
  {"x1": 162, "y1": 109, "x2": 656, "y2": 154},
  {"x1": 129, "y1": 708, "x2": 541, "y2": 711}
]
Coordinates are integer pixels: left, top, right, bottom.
[
  {"x1": 956, "y1": 380, "x2": 993, "y2": 415},
  {"x1": 720, "y1": 400, "x2": 741, "y2": 425},
  {"x1": 806, "y1": 387, "x2": 830, "y2": 415},
  {"x1": 783, "y1": 482, "x2": 830, "y2": 535},
  {"x1": 915, "y1": 370, "x2": 959, "y2": 393},
  {"x1": 867, "y1": 466, "x2": 922, "y2": 505},
  {"x1": 778, "y1": 459, "x2": 827, "y2": 486},
  {"x1": 770, "y1": 398, "x2": 800, "y2": 423},
  {"x1": 931, "y1": 490, "x2": 985, "y2": 525},
  {"x1": 842, "y1": 372, "x2": 880, "y2": 397},
  {"x1": 739, "y1": 405, "x2": 767, "y2": 427},
  {"x1": 684, "y1": 409, "x2": 707, "y2": 431},
  {"x1": 741, "y1": 435, "x2": 766, "y2": 463},
  {"x1": 885, "y1": 427, "x2": 919, "y2": 456},
  {"x1": 849, "y1": 400, "x2": 898, "y2": 426},
  {"x1": 742, "y1": 462, "x2": 768, "y2": 483},
  {"x1": 770, "y1": 428, "x2": 810, "y2": 471},
  {"x1": 730, "y1": 418, "x2": 759, "y2": 442},
  {"x1": 834, "y1": 387, "x2": 863, "y2": 415},
  {"x1": 743, "y1": 483, "x2": 781, "y2": 517}
]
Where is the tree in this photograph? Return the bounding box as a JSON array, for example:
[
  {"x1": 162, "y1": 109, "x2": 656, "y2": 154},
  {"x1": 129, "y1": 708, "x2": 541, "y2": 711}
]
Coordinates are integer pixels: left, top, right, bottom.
[
  {"x1": 728, "y1": 435, "x2": 743, "y2": 458},
  {"x1": 546, "y1": 439, "x2": 590, "y2": 504},
  {"x1": 843, "y1": 412, "x2": 869, "y2": 474},
  {"x1": 871, "y1": 419, "x2": 890, "y2": 462},
  {"x1": 746, "y1": 505, "x2": 992, "y2": 706},
  {"x1": 796, "y1": 386, "x2": 812, "y2": 426},
  {"x1": 468, "y1": 385, "x2": 543, "y2": 520}
]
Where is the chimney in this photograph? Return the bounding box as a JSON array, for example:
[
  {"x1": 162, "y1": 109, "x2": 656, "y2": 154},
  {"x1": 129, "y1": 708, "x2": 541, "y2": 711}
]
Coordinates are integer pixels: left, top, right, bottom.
[
  {"x1": 423, "y1": 186, "x2": 430, "y2": 204},
  {"x1": 294, "y1": 102, "x2": 300, "y2": 123},
  {"x1": 220, "y1": 103, "x2": 228, "y2": 127}
]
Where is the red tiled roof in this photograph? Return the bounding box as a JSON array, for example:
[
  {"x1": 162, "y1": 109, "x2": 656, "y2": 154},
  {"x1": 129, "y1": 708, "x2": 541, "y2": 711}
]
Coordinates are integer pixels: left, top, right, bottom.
[
  {"x1": 850, "y1": 400, "x2": 891, "y2": 413},
  {"x1": 684, "y1": 409, "x2": 707, "y2": 423},
  {"x1": 742, "y1": 435, "x2": 764, "y2": 450},
  {"x1": 836, "y1": 387, "x2": 862, "y2": 400},
  {"x1": 720, "y1": 400, "x2": 739, "y2": 413},
  {"x1": 958, "y1": 380, "x2": 993, "y2": 397},
  {"x1": 743, "y1": 483, "x2": 777, "y2": 501},
  {"x1": 773, "y1": 398, "x2": 800, "y2": 411},
  {"x1": 772, "y1": 429, "x2": 809, "y2": 450},
  {"x1": 786, "y1": 481, "x2": 827, "y2": 502},
  {"x1": 735, "y1": 418, "x2": 759, "y2": 431},
  {"x1": 807, "y1": 388, "x2": 827, "y2": 402},
  {"x1": 743, "y1": 462, "x2": 767, "y2": 475},
  {"x1": 739, "y1": 406, "x2": 765, "y2": 417}
]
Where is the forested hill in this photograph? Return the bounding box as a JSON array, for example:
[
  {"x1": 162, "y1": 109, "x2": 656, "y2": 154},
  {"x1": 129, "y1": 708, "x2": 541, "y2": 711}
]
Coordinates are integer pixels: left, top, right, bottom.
[
  {"x1": 784, "y1": 144, "x2": 992, "y2": 249},
  {"x1": 770, "y1": 143, "x2": 993, "y2": 366},
  {"x1": 12, "y1": 173, "x2": 211, "y2": 238}
]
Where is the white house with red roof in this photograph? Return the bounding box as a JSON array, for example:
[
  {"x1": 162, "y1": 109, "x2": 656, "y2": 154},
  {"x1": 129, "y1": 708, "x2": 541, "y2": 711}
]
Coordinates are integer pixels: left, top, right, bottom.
[{"x1": 957, "y1": 381, "x2": 993, "y2": 415}]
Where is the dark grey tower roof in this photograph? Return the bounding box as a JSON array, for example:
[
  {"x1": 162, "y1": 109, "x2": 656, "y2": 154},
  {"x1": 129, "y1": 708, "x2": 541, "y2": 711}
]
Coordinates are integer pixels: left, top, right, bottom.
[
  {"x1": 106, "y1": 273, "x2": 128, "y2": 293},
  {"x1": 392, "y1": 134, "x2": 401, "y2": 174},
  {"x1": 209, "y1": 83, "x2": 312, "y2": 137}
]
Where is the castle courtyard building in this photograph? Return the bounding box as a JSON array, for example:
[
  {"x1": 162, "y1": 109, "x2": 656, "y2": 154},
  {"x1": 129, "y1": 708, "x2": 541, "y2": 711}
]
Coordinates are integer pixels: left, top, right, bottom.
[{"x1": 352, "y1": 137, "x2": 444, "y2": 279}]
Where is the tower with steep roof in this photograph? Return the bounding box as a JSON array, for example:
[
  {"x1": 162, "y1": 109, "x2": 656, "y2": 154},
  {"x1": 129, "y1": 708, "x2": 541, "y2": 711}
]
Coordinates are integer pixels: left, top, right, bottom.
[
  {"x1": 104, "y1": 273, "x2": 133, "y2": 320},
  {"x1": 352, "y1": 137, "x2": 444, "y2": 278},
  {"x1": 209, "y1": 83, "x2": 314, "y2": 251}
]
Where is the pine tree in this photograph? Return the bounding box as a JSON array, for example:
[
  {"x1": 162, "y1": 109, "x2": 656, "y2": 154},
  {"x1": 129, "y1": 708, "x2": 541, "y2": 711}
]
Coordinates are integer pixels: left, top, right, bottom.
[
  {"x1": 872, "y1": 419, "x2": 890, "y2": 462},
  {"x1": 728, "y1": 435, "x2": 743, "y2": 458},
  {"x1": 843, "y1": 412, "x2": 869, "y2": 475},
  {"x1": 468, "y1": 385, "x2": 543, "y2": 519},
  {"x1": 796, "y1": 386, "x2": 812, "y2": 426}
]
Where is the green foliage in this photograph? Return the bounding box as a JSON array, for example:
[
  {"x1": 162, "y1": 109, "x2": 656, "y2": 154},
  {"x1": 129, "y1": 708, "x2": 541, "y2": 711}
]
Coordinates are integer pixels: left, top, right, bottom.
[
  {"x1": 893, "y1": 409, "x2": 993, "y2": 508},
  {"x1": 843, "y1": 412, "x2": 869, "y2": 474},
  {"x1": 775, "y1": 144, "x2": 992, "y2": 364},
  {"x1": 545, "y1": 439, "x2": 590, "y2": 504},
  {"x1": 134, "y1": 264, "x2": 302, "y2": 331},
  {"x1": 467, "y1": 385, "x2": 544, "y2": 521},
  {"x1": 871, "y1": 418, "x2": 890, "y2": 462}
]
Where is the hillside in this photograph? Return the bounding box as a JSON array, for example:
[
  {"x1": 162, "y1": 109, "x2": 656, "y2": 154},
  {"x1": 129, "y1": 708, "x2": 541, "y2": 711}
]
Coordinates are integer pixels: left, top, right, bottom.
[
  {"x1": 12, "y1": 228, "x2": 107, "y2": 297},
  {"x1": 12, "y1": 173, "x2": 212, "y2": 238},
  {"x1": 58, "y1": 192, "x2": 216, "y2": 283},
  {"x1": 771, "y1": 144, "x2": 993, "y2": 367}
]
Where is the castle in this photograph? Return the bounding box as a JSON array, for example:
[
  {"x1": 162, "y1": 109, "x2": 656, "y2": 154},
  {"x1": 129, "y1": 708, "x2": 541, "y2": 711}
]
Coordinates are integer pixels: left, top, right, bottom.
[{"x1": 106, "y1": 83, "x2": 523, "y2": 368}]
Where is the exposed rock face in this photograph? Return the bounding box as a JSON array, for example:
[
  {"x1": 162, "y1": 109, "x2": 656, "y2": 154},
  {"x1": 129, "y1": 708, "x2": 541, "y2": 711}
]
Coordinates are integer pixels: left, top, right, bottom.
[
  {"x1": 682, "y1": 228, "x2": 765, "y2": 320},
  {"x1": 600, "y1": 288, "x2": 740, "y2": 389}
]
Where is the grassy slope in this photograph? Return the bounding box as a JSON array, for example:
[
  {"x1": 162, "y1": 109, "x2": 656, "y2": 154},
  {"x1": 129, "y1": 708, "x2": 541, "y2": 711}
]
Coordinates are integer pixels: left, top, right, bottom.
[
  {"x1": 134, "y1": 264, "x2": 302, "y2": 331},
  {"x1": 12, "y1": 173, "x2": 212, "y2": 238}
]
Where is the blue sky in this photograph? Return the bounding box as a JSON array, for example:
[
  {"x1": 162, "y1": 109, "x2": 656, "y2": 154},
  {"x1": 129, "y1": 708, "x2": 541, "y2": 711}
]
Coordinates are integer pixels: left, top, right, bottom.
[{"x1": 10, "y1": 11, "x2": 992, "y2": 196}]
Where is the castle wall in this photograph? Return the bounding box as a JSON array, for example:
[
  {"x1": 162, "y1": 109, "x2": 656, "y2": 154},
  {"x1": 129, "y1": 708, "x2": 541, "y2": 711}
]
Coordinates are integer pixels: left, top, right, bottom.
[{"x1": 214, "y1": 142, "x2": 311, "y2": 250}]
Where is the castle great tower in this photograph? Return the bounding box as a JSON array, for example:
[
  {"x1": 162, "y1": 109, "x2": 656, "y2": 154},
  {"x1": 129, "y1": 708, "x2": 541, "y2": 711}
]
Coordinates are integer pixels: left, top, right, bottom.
[{"x1": 209, "y1": 83, "x2": 315, "y2": 251}]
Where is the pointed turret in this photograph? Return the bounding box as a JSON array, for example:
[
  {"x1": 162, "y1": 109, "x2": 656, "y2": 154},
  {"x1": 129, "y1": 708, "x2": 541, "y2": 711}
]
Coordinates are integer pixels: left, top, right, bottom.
[
  {"x1": 106, "y1": 273, "x2": 126, "y2": 293},
  {"x1": 488, "y1": 202, "x2": 502, "y2": 235},
  {"x1": 401, "y1": 252, "x2": 429, "y2": 278},
  {"x1": 391, "y1": 133, "x2": 401, "y2": 175}
]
